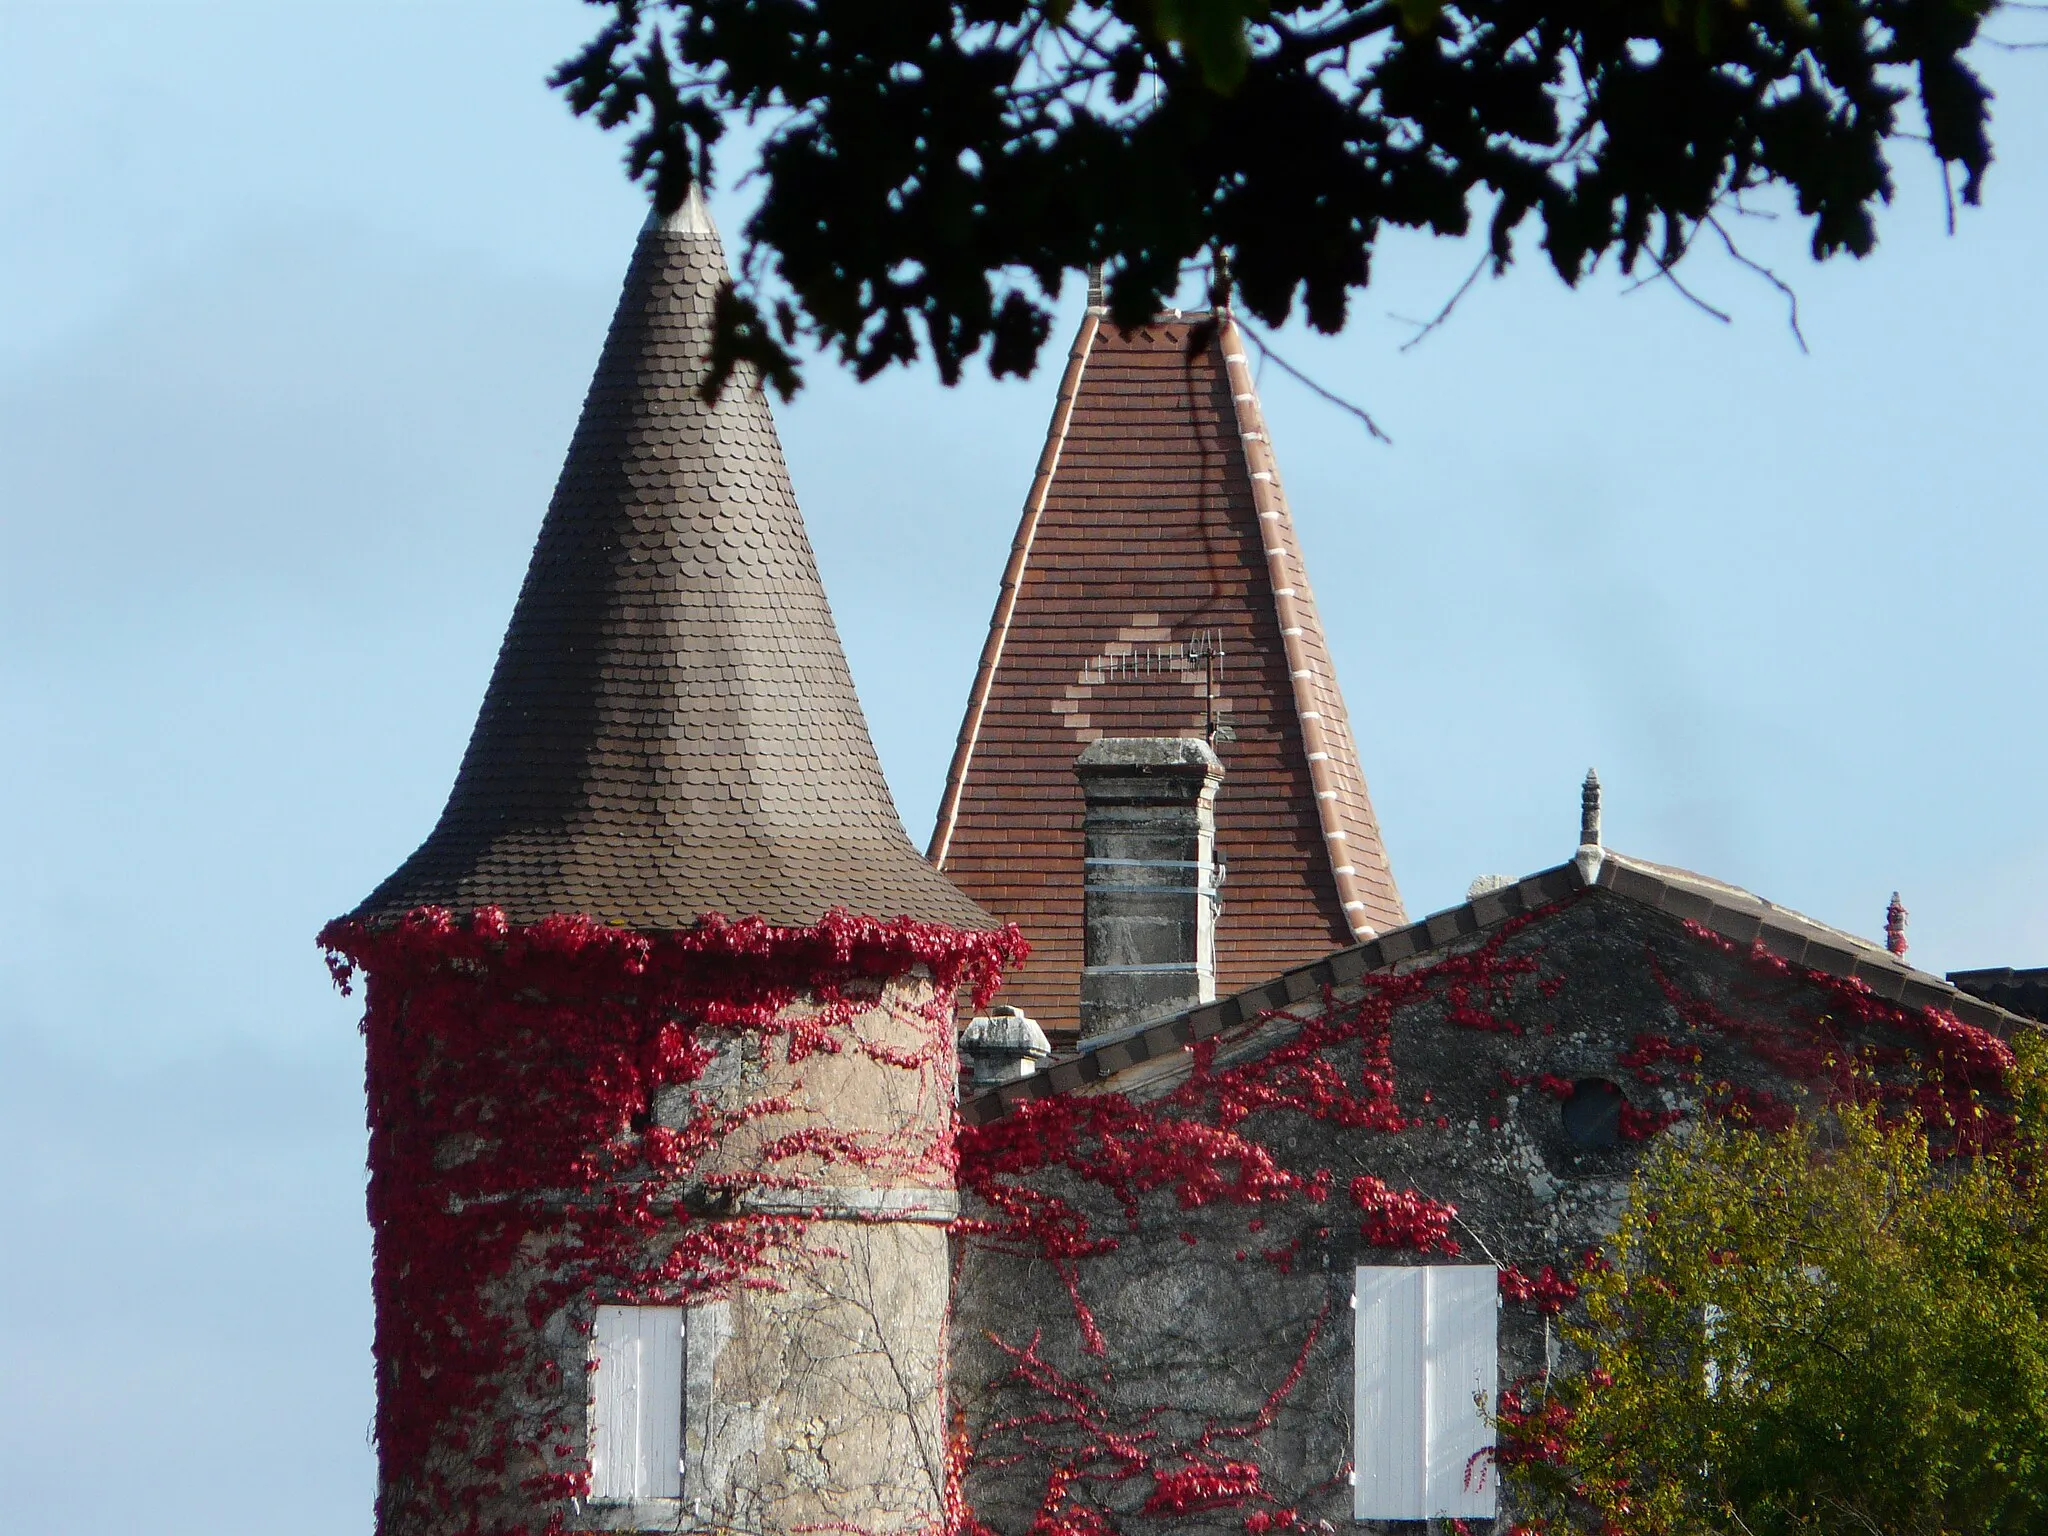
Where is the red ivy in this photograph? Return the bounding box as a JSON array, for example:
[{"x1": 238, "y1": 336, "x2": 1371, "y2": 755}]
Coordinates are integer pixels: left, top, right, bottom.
[
  {"x1": 321, "y1": 905, "x2": 1022, "y2": 1536},
  {"x1": 1500, "y1": 1264, "x2": 1581, "y2": 1315},
  {"x1": 955, "y1": 898, "x2": 2021, "y2": 1534},
  {"x1": 1351, "y1": 1175, "x2": 1460, "y2": 1253}
]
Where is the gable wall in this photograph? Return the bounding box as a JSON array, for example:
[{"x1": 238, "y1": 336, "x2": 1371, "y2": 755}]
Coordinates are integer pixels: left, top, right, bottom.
[{"x1": 949, "y1": 891, "x2": 2014, "y2": 1533}]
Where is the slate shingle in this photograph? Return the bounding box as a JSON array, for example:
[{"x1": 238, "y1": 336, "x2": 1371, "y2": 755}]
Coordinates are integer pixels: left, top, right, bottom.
[{"x1": 352, "y1": 196, "x2": 990, "y2": 932}]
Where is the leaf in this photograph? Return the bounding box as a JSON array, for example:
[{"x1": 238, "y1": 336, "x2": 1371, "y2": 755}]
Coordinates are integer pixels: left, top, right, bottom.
[
  {"x1": 1506, "y1": 1092, "x2": 2048, "y2": 1533},
  {"x1": 1394, "y1": 0, "x2": 1443, "y2": 34},
  {"x1": 1126, "y1": 0, "x2": 1270, "y2": 94},
  {"x1": 704, "y1": 282, "x2": 801, "y2": 404}
]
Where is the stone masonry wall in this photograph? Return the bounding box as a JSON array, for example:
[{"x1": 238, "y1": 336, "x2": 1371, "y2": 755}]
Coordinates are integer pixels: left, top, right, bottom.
[
  {"x1": 320, "y1": 910, "x2": 1012, "y2": 1536},
  {"x1": 950, "y1": 890, "x2": 2013, "y2": 1535}
]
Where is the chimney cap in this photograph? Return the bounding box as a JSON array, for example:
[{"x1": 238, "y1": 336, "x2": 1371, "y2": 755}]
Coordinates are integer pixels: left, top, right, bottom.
[
  {"x1": 1076, "y1": 736, "x2": 1225, "y2": 774},
  {"x1": 962, "y1": 1005, "x2": 1052, "y2": 1057},
  {"x1": 961, "y1": 1006, "x2": 1052, "y2": 1085}
]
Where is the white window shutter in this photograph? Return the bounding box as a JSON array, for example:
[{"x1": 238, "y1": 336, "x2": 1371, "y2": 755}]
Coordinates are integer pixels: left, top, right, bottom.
[
  {"x1": 1354, "y1": 1266, "x2": 1498, "y2": 1521},
  {"x1": 1354, "y1": 1267, "x2": 1427, "y2": 1519},
  {"x1": 589, "y1": 1304, "x2": 685, "y2": 1501},
  {"x1": 1424, "y1": 1266, "x2": 1498, "y2": 1517}
]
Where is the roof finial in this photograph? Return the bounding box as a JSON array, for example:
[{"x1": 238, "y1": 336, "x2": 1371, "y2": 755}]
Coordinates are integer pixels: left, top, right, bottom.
[
  {"x1": 1886, "y1": 891, "x2": 1908, "y2": 957},
  {"x1": 1085, "y1": 262, "x2": 1105, "y2": 311},
  {"x1": 645, "y1": 180, "x2": 718, "y2": 239},
  {"x1": 1574, "y1": 768, "x2": 1604, "y2": 887}
]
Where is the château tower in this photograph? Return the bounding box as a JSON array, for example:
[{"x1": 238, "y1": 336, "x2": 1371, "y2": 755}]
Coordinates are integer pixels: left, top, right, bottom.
[{"x1": 322, "y1": 189, "x2": 1012, "y2": 1536}]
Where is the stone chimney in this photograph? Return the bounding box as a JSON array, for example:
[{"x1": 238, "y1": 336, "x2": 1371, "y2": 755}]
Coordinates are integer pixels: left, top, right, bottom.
[{"x1": 1074, "y1": 738, "x2": 1225, "y2": 1039}]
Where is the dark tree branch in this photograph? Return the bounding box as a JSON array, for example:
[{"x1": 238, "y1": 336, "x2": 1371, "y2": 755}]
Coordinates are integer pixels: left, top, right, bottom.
[
  {"x1": 1392, "y1": 249, "x2": 1492, "y2": 353},
  {"x1": 553, "y1": 0, "x2": 2002, "y2": 392},
  {"x1": 1622, "y1": 221, "x2": 1734, "y2": 327},
  {"x1": 1233, "y1": 318, "x2": 1392, "y2": 445},
  {"x1": 1708, "y1": 216, "x2": 1808, "y2": 354}
]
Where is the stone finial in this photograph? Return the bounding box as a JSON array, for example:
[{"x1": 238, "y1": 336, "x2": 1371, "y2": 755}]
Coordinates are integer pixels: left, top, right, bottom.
[
  {"x1": 1086, "y1": 262, "x2": 1106, "y2": 310},
  {"x1": 1886, "y1": 892, "x2": 1909, "y2": 957},
  {"x1": 960, "y1": 1005, "x2": 1052, "y2": 1087},
  {"x1": 1573, "y1": 768, "x2": 1605, "y2": 887}
]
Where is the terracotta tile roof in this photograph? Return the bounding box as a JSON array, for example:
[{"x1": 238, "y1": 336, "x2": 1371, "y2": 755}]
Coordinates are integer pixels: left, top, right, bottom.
[
  {"x1": 961, "y1": 849, "x2": 2040, "y2": 1126},
  {"x1": 929, "y1": 309, "x2": 1404, "y2": 1037},
  {"x1": 351, "y1": 191, "x2": 990, "y2": 932}
]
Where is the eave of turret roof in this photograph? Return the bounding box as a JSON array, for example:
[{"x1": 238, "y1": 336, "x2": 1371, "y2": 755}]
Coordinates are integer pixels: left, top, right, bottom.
[{"x1": 351, "y1": 189, "x2": 991, "y2": 932}]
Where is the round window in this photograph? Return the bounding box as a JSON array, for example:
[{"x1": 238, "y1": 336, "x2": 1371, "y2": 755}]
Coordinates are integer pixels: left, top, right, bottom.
[{"x1": 1561, "y1": 1078, "x2": 1627, "y2": 1149}]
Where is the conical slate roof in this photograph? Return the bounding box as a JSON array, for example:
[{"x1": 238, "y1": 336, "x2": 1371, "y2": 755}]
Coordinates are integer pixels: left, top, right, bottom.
[
  {"x1": 354, "y1": 191, "x2": 990, "y2": 931},
  {"x1": 929, "y1": 308, "x2": 1403, "y2": 1036}
]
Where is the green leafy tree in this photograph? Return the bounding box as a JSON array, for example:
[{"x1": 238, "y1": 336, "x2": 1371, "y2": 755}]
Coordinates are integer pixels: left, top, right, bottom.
[
  {"x1": 552, "y1": 0, "x2": 2002, "y2": 394},
  {"x1": 1503, "y1": 1038, "x2": 2048, "y2": 1535}
]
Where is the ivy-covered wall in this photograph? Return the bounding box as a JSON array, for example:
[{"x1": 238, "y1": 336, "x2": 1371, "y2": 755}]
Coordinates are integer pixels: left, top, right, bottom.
[
  {"x1": 323, "y1": 908, "x2": 1021, "y2": 1536},
  {"x1": 949, "y1": 890, "x2": 2015, "y2": 1536}
]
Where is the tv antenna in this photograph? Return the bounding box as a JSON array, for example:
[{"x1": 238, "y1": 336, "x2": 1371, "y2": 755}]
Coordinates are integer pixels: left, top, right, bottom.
[{"x1": 1081, "y1": 629, "x2": 1233, "y2": 743}]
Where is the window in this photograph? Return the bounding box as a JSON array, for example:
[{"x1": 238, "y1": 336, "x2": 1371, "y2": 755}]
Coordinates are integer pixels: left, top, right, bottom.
[
  {"x1": 1561, "y1": 1078, "x2": 1626, "y2": 1148},
  {"x1": 589, "y1": 1304, "x2": 684, "y2": 1502},
  {"x1": 1353, "y1": 1265, "x2": 1497, "y2": 1521}
]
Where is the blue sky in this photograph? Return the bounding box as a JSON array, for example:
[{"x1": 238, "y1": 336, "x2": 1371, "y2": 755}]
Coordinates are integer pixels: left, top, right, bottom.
[{"x1": 3, "y1": 3, "x2": 2045, "y2": 1529}]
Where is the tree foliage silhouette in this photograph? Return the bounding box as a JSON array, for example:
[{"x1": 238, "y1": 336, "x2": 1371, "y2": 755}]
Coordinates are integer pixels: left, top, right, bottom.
[{"x1": 554, "y1": 0, "x2": 1998, "y2": 394}]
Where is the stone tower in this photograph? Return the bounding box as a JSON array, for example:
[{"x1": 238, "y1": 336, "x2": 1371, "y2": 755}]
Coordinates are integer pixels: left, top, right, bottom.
[{"x1": 322, "y1": 188, "x2": 1012, "y2": 1536}]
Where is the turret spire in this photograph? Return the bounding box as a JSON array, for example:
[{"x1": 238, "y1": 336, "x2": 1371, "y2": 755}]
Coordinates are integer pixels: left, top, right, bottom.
[{"x1": 354, "y1": 195, "x2": 987, "y2": 931}]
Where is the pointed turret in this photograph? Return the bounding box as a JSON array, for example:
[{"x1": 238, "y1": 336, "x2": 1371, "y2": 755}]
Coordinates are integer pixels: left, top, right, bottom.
[
  {"x1": 327, "y1": 194, "x2": 1009, "y2": 1536},
  {"x1": 355, "y1": 187, "x2": 986, "y2": 931},
  {"x1": 931, "y1": 309, "x2": 1403, "y2": 1039}
]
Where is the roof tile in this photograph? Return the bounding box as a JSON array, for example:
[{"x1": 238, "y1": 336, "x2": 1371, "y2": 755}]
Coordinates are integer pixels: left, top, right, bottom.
[
  {"x1": 351, "y1": 208, "x2": 987, "y2": 932},
  {"x1": 924, "y1": 313, "x2": 1403, "y2": 1034}
]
